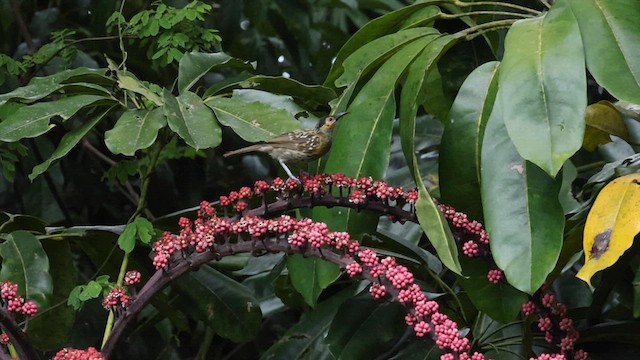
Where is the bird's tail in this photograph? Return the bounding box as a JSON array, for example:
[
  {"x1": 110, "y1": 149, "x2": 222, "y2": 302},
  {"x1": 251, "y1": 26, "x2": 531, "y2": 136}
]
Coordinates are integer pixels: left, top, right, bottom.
[{"x1": 223, "y1": 144, "x2": 265, "y2": 158}]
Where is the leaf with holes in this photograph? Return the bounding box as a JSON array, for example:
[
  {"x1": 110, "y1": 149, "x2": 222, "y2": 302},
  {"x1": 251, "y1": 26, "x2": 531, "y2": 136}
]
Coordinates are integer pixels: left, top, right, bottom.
[
  {"x1": 104, "y1": 108, "x2": 167, "y2": 156},
  {"x1": 577, "y1": 173, "x2": 640, "y2": 286}
]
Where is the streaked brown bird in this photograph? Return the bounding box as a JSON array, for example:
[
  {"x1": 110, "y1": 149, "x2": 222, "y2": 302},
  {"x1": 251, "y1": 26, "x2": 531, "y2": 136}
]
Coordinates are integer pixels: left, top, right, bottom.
[{"x1": 223, "y1": 112, "x2": 348, "y2": 180}]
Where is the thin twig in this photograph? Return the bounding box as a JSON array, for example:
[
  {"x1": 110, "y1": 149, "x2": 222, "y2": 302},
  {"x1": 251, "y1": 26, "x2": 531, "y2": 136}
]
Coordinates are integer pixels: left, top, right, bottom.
[{"x1": 538, "y1": 0, "x2": 552, "y2": 9}]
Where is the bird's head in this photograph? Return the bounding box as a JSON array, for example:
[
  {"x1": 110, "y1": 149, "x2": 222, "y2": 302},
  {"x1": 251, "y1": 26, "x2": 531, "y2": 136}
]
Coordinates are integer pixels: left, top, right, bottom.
[{"x1": 316, "y1": 112, "x2": 348, "y2": 131}]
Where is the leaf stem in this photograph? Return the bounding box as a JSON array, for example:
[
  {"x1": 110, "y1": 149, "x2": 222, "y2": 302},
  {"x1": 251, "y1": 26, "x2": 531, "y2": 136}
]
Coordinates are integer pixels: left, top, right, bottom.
[
  {"x1": 455, "y1": 0, "x2": 541, "y2": 15},
  {"x1": 456, "y1": 19, "x2": 519, "y2": 41},
  {"x1": 538, "y1": 0, "x2": 552, "y2": 9},
  {"x1": 101, "y1": 143, "x2": 163, "y2": 349},
  {"x1": 427, "y1": 267, "x2": 467, "y2": 323},
  {"x1": 440, "y1": 10, "x2": 533, "y2": 20},
  {"x1": 575, "y1": 161, "x2": 606, "y2": 173}
]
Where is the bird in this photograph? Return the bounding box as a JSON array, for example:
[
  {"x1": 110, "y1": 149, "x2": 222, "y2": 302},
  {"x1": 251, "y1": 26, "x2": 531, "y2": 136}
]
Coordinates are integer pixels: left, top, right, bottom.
[{"x1": 223, "y1": 112, "x2": 348, "y2": 181}]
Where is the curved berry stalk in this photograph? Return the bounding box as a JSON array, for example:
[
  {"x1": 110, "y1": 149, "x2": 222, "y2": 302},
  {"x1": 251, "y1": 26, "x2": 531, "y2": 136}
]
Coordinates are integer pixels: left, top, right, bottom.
[
  {"x1": 0, "y1": 281, "x2": 41, "y2": 360},
  {"x1": 99, "y1": 174, "x2": 585, "y2": 360}
]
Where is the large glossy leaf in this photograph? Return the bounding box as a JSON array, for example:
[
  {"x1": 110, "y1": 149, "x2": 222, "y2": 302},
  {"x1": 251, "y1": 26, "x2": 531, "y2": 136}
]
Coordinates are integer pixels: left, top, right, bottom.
[
  {"x1": 260, "y1": 284, "x2": 363, "y2": 360},
  {"x1": 0, "y1": 68, "x2": 111, "y2": 106},
  {"x1": 287, "y1": 254, "x2": 341, "y2": 307},
  {"x1": 104, "y1": 107, "x2": 167, "y2": 156},
  {"x1": 481, "y1": 106, "x2": 564, "y2": 294},
  {"x1": 334, "y1": 28, "x2": 439, "y2": 90},
  {"x1": 326, "y1": 3, "x2": 440, "y2": 86},
  {"x1": 30, "y1": 107, "x2": 114, "y2": 180},
  {"x1": 205, "y1": 95, "x2": 300, "y2": 142},
  {"x1": 439, "y1": 61, "x2": 500, "y2": 221},
  {"x1": 399, "y1": 35, "x2": 455, "y2": 176},
  {"x1": 577, "y1": 173, "x2": 640, "y2": 286},
  {"x1": 177, "y1": 52, "x2": 255, "y2": 94},
  {"x1": 0, "y1": 94, "x2": 111, "y2": 142},
  {"x1": 316, "y1": 35, "x2": 439, "y2": 239},
  {"x1": 397, "y1": 35, "x2": 462, "y2": 275},
  {"x1": 565, "y1": 0, "x2": 640, "y2": 103},
  {"x1": 174, "y1": 266, "x2": 262, "y2": 342},
  {"x1": 498, "y1": 2, "x2": 586, "y2": 177},
  {"x1": 0, "y1": 231, "x2": 53, "y2": 307},
  {"x1": 325, "y1": 298, "x2": 405, "y2": 360},
  {"x1": 164, "y1": 90, "x2": 221, "y2": 149}
]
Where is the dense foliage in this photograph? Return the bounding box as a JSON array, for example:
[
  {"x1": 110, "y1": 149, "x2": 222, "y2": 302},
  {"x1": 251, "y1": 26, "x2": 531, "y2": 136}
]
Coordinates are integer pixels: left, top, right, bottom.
[{"x1": 0, "y1": 0, "x2": 640, "y2": 359}]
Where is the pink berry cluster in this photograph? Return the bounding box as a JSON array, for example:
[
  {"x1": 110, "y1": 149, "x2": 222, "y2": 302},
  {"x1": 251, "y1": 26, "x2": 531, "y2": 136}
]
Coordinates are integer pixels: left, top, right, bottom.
[
  {"x1": 124, "y1": 270, "x2": 142, "y2": 286},
  {"x1": 437, "y1": 204, "x2": 504, "y2": 284},
  {"x1": 102, "y1": 286, "x2": 131, "y2": 310},
  {"x1": 153, "y1": 202, "x2": 483, "y2": 360},
  {"x1": 345, "y1": 249, "x2": 483, "y2": 359},
  {"x1": 153, "y1": 210, "x2": 360, "y2": 271},
  {"x1": 53, "y1": 347, "x2": 104, "y2": 360},
  {"x1": 216, "y1": 174, "x2": 419, "y2": 213},
  {"x1": 0, "y1": 281, "x2": 38, "y2": 317},
  {"x1": 522, "y1": 289, "x2": 588, "y2": 360},
  {"x1": 149, "y1": 175, "x2": 586, "y2": 360}
]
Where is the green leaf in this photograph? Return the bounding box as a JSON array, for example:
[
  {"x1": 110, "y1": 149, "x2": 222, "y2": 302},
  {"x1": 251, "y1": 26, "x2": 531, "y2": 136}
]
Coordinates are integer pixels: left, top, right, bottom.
[
  {"x1": 334, "y1": 28, "x2": 439, "y2": 90},
  {"x1": 400, "y1": 35, "x2": 456, "y2": 177},
  {"x1": 0, "y1": 68, "x2": 111, "y2": 106},
  {"x1": 117, "y1": 73, "x2": 163, "y2": 106},
  {"x1": 78, "y1": 281, "x2": 103, "y2": 301},
  {"x1": 458, "y1": 256, "x2": 528, "y2": 323},
  {"x1": 134, "y1": 216, "x2": 154, "y2": 244},
  {"x1": 326, "y1": 3, "x2": 440, "y2": 87},
  {"x1": 414, "y1": 177, "x2": 462, "y2": 275},
  {"x1": 325, "y1": 298, "x2": 405, "y2": 360},
  {"x1": 499, "y1": 4, "x2": 586, "y2": 177},
  {"x1": 481, "y1": 105, "x2": 564, "y2": 294},
  {"x1": 0, "y1": 94, "x2": 111, "y2": 142},
  {"x1": 231, "y1": 89, "x2": 313, "y2": 120},
  {"x1": 396, "y1": 35, "x2": 462, "y2": 275},
  {"x1": 565, "y1": 0, "x2": 640, "y2": 103},
  {"x1": 204, "y1": 96, "x2": 299, "y2": 142},
  {"x1": 30, "y1": 107, "x2": 114, "y2": 180},
  {"x1": 117, "y1": 222, "x2": 137, "y2": 254},
  {"x1": 287, "y1": 254, "x2": 341, "y2": 307},
  {"x1": 317, "y1": 35, "x2": 442, "y2": 239},
  {"x1": 28, "y1": 240, "x2": 77, "y2": 350},
  {"x1": 177, "y1": 52, "x2": 255, "y2": 94},
  {"x1": 164, "y1": 90, "x2": 221, "y2": 149},
  {"x1": 260, "y1": 284, "x2": 363, "y2": 360},
  {"x1": 0, "y1": 212, "x2": 47, "y2": 234},
  {"x1": 0, "y1": 230, "x2": 53, "y2": 307},
  {"x1": 104, "y1": 108, "x2": 166, "y2": 156},
  {"x1": 174, "y1": 266, "x2": 262, "y2": 342},
  {"x1": 237, "y1": 76, "x2": 337, "y2": 108},
  {"x1": 439, "y1": 61, "x2": 500, "y2": 221}
]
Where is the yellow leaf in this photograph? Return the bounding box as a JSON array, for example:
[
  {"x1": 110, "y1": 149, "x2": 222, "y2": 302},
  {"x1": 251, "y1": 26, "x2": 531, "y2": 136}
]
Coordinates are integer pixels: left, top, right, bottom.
[
  {"x1": 577, "y1": 173, "x2": 640, "y2": 286},
  {"x1": 582, "y1": 101, "x2": 628, "y2": 151}
]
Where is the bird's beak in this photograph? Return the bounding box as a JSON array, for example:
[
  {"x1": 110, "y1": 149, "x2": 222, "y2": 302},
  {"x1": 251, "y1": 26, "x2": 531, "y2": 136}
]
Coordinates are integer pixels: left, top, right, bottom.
[{"x1": 335, "y1": 112, "x2": 349, "y2": 120}]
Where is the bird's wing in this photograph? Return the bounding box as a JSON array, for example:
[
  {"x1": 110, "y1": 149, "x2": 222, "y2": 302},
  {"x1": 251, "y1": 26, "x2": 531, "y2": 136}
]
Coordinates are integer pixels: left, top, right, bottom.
[{"x1": 266, "y1": 131, "x2": 309, "y2": 151}]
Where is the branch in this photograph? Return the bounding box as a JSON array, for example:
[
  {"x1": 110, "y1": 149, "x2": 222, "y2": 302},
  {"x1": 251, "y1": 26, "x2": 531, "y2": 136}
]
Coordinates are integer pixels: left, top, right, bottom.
[{"x1": 0, "y1": 308, "x2": 40, "y2": 360}]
